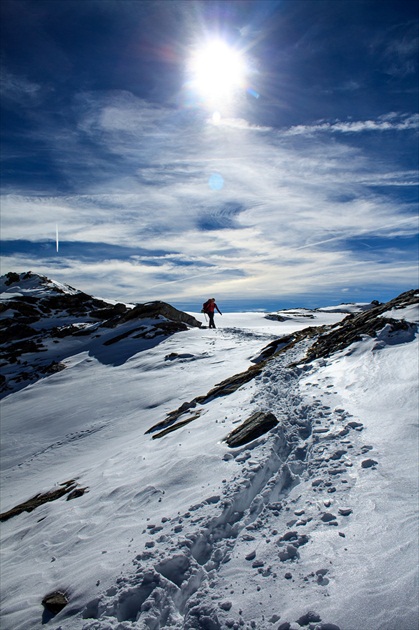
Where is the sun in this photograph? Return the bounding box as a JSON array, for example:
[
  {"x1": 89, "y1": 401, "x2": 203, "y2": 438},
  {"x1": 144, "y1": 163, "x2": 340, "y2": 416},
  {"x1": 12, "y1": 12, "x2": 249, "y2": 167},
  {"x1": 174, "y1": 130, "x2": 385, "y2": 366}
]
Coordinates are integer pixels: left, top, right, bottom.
[{"x1": 188, "y1": 39, "x2": 246, "y2": 108}]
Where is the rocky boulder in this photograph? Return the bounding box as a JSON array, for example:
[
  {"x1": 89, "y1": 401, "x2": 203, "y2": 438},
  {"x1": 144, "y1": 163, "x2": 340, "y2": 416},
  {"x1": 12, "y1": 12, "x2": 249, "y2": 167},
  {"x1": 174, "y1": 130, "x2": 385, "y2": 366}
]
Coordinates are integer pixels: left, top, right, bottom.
[{"x1": 225, "y1": 412, "x2": 279, "y2": 447}]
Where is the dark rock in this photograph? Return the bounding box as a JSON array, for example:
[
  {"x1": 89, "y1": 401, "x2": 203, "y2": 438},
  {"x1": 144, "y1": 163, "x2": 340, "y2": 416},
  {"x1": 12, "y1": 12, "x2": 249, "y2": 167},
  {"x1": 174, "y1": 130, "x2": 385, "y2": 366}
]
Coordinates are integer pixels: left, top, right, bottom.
[
  {"x1": 296, "y1": 610, "x2": 321, "y2": 626},
  {"x1": 252, "y1": 559, "x2": 264, "y2": 568},
  {"x1": 0, "y1": 323, "x2": 37, "y2": 344},
  {"x1": 279, "y1": 544, "x2": 299, "y2": 561},
  {"x1": 0, "y1": 299, "x2": 40, "y2": 318},
  {"x1": 321, "y1": 513, "x2": 337, "y2": 522},
  {"x1": 250, "y1": 335, "x2": 295, "y2": 363},
  {"x1": 0, "y1": 480, "x2": 86, "y2": 521},
  {"x1": 5, "y1": 338, "x2": 43, "y2": 358},
  {"x1": 110, "y1": 301, "x2": 201, "y2": 328},
  {"x1": 90, "y1": 303, "x2": 127, "y2": 320},
  {"x1": 346, "y1": 421, "x2": 364, "y2": 430},
  {"x1": 361, "y1": 445, "x2": 374, "y2": 453},
  {"x1": 42, "y1": 361, "x2": 66, "y2": 375},
  {"x1": 151, "y1": 414, "x2": 200, "y2": 440},
  {"x1": 66, "y1": 487, "x2": 87, "y2": 500},
  {"x1": 225, "y1": 412, "x2": 279, "y2": 447},
  {"x1": 295, "y1": 445, "x2": 307, "y2": 460},
  {"x1": 42, "y1": 591, "x2": 68, "y2": 614},
  {"x1": 361, "y1": 458, "x2": 378, "y2": 468},
  {"x1": 4, "y1": 272, "x2": 20, "y2": 285},
  {"x1": 279, "y1": 531, "x2": 298, "y2": 542},
  {"x1": 269, "y1": 614, "x2": 281, "y2": 623},
  {"x1": 329, "y1": 449, "x2": 347, "y2": 460}
]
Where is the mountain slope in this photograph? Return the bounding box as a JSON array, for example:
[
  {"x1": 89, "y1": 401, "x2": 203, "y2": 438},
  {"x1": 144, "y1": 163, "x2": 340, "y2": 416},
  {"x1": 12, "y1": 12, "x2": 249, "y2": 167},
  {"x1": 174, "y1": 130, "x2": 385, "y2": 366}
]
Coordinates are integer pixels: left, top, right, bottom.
[
  {"x1": 0, "y1": 272, "x2": 201, "y2": 398},
  {"x1": 0, "y1": 277, "x2": 418, "y2": 630}
]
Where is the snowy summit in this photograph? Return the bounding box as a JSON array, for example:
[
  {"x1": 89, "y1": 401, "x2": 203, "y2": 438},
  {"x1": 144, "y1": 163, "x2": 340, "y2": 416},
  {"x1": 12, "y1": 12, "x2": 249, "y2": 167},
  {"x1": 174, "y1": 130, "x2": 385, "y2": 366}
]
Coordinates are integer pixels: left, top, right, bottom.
[{"x1": 1, "y1": 272, "x2": 418, "y2": 630}]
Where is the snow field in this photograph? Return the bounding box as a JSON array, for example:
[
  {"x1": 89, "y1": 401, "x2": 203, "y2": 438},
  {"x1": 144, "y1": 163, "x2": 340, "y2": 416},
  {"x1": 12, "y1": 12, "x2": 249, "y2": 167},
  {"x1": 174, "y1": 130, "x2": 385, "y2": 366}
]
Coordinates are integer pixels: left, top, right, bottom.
[{"x1": 1, "y1": 305, "x2": 418, "y2": 629}]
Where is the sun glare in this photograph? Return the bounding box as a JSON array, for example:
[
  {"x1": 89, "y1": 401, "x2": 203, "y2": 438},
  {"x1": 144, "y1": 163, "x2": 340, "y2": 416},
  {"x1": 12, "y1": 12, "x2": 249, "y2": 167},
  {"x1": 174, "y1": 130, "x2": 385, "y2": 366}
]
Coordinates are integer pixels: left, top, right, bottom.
[{"x1": 189, "y1": 39, "x2": 246, "y2": 108}]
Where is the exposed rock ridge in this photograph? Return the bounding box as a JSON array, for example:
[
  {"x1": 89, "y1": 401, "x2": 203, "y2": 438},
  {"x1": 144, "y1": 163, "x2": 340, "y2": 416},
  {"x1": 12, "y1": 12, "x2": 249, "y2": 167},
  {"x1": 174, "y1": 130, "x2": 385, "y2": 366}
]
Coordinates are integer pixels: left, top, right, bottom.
[
  {"x1": 0, "y1": 272, "x2": 202, "y2": 397},
  {"x1": 1, "y1": 272, "x2": 201, "y2": 330},
  {"x1": 102, "y1": 301, "x2": 201, "y2": 329},
  {"x1": 0, "y1": 480, "x2": 88, "y2": 522},
  {"x1": 301, "y1": 289, "x2": 418, "y2": 363}
]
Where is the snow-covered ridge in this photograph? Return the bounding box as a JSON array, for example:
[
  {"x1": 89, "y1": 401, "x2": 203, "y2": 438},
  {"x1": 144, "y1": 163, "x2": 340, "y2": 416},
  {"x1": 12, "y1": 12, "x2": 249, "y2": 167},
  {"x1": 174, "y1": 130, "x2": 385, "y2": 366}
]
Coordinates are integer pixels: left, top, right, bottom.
[
  {"x1": 265, "y1": 302, "x2": 376, "y2": 323},
  {"x1": 1, "y1": 275, "x2": 418, "y2": 630},
  {"x1": 0, "y1": 270, "x2": 80, "y2": 298}
]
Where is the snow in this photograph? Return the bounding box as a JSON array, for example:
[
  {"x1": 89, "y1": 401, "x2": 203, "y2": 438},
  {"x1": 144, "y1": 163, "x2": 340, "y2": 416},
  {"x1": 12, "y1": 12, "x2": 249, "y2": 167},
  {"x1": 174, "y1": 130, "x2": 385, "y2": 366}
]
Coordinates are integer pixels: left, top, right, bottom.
[
  {"x1": 1, "y1": 291, "x2": 418, "y2": 630},
  {"x1": 0, "y1": 273, "x2": 79, "y2": 298},
  {"x1": 315, "y1": 304, "x2": 372, "y2": 314},
  {"x1": 380, "y1": 302, "x2": 419, "y2": 323}
]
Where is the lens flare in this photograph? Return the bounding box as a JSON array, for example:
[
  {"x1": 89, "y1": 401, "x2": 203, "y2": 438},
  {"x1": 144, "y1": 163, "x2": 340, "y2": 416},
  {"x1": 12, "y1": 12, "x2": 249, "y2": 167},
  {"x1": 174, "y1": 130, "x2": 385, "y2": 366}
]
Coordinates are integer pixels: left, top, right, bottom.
[{"x1": 208, "y1": 173, "x2": 224, "y2": 191}]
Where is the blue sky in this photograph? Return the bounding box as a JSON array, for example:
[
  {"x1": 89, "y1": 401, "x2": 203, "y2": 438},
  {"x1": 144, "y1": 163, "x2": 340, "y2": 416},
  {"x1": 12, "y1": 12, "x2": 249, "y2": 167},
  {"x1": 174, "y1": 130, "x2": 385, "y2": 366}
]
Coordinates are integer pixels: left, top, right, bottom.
[{"x1": 1, "y1": 0, "x2": 418, "y2": 310}]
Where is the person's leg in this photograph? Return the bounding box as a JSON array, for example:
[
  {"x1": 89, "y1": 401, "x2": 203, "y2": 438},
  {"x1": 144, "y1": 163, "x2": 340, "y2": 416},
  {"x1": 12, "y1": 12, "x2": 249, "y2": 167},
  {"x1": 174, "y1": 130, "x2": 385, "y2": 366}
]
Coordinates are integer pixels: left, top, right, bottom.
[{"x1": 209, "y1": 313, "x2": 215, "y2": 328}]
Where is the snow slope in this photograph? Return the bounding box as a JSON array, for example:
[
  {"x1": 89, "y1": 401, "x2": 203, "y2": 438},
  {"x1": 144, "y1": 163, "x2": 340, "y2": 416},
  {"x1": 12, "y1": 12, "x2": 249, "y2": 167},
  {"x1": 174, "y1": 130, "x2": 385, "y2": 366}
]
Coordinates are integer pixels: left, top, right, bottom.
[{"x1": 1, "y1": 278, "x2": 418, "y2": 630}]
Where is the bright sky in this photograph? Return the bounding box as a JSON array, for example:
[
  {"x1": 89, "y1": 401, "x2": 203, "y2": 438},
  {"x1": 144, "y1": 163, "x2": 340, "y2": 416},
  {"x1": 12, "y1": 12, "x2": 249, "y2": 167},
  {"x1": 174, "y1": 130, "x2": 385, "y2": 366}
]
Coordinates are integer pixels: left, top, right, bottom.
[{"x1": 1, "y1": 0, "x2": 418, "y2": 309}]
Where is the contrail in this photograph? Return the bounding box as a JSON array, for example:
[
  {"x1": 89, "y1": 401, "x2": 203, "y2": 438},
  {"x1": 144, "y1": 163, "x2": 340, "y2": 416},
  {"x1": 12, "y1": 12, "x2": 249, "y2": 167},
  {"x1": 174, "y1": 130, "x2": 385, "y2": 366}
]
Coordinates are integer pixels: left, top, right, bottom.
[
  {"x1": 294, "y1": 216, "x2": 417, "y2": 252},
  {"x1": 146, "y1": 269, "x2": 220, "y2": 289}
]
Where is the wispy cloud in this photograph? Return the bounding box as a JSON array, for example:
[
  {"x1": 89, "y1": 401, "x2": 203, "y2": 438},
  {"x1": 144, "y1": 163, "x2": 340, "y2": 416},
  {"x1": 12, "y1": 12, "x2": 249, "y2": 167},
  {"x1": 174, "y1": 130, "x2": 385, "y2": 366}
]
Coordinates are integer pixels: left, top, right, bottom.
[
  {"x1": 0, "y1": 70, "x2": 44, "y2": 106},
  {"x1": 283, "y1": 113, "x2": 419, "y2": 136},
  {"x1": 378, "y1": 21, "x2": 419, "y2": 78},
  {"x1": 1, "y1": 91, "x2": 418, "y2": 304}
]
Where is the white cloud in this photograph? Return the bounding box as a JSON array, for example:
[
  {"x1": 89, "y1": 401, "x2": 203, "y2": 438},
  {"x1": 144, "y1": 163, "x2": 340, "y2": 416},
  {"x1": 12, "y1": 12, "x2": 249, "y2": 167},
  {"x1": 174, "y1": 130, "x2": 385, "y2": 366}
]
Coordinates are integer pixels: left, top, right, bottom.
[
  {"x1": 283, "y1": 113, "x2": 419, "y2": 136},
  {"x1": 1, "y1": 92, "x2": 417, "y2": 303}
]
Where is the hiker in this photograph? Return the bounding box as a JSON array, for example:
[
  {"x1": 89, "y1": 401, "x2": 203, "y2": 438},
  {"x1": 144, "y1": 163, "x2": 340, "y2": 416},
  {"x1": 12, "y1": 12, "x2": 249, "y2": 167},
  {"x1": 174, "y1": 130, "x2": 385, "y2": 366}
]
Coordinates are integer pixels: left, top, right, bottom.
[{"x1": 202, "y1": 298, "x2": 222, "y2": 328}]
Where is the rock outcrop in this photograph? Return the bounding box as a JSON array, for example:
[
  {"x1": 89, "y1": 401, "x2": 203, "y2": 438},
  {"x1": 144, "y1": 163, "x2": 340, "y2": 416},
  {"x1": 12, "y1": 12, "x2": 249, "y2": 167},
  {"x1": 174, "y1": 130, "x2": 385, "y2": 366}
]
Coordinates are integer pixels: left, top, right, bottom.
[
  {"x1": 0, "y1": 480, "x2": 87, "y2": 522},
  {"x1": 42, "y1": 591, "x2": 68, "y2": 615},
  {"x1": 225, "y1": 412, "x2": 279, "y2": 447},
  {"x1": 0, "y1": 272, "x2": 202, "y2": 397},
  {"x1": 302, "y1": 289, "x2": 418, "y2": 363}
]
